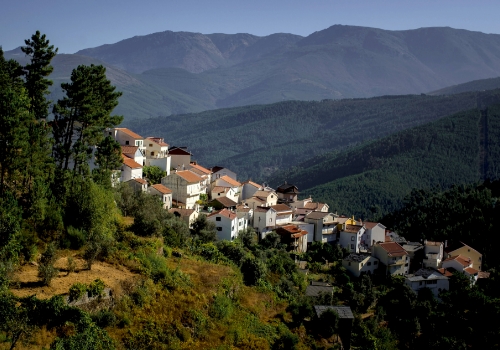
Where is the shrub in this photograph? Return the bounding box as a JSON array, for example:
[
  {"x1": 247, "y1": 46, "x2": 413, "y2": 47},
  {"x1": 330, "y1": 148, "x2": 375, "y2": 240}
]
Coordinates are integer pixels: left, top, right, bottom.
[
  {"x1": 91, "y1": 310, "x2": 117, "y2": 328},
  {"x1": 241, "y1": 256, "x2": 267, "y2": 286},
  {"x1": 65, "y1": 226, "x2": 87, "y2": 249},
  {"x1": 38, "y1": 243, "x2": 59, "y2": 286},
  {"x1": 69, "y1": 282, "x2": 88, "y2": 302},
  {"x1": 67, "y1": 256, "x2": 76, "y2": 274},
  {"x1": 209, "y1": 294, "x2": 234, "y2": 320},
  {"x1": 87, "y1": 279, "x2": 106, "y2": 298}
]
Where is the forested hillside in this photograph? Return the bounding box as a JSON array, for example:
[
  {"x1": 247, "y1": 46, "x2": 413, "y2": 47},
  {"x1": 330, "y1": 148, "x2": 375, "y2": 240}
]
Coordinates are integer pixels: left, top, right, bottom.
[
  {"x1": 128, "y1": 90, "x2": 500, "y2": 181},
  {"x1": 429, "y1": 76, "x2": 500, "y2": 96},
  {"x1": 270, "y1": 104, "x2": 500, "y2": 218}
]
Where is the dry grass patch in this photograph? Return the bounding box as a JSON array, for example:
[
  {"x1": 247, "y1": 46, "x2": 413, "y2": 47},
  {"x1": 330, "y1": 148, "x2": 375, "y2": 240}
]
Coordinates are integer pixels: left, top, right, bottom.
[{"x1": 11, "y1": 256, "x2": 138, "y2": 299}]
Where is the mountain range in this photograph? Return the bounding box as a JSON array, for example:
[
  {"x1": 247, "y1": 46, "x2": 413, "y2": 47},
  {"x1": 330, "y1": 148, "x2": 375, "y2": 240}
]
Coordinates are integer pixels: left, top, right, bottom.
[{"x1": 5, "y1": 25, "x2": 500, "y2": 120}]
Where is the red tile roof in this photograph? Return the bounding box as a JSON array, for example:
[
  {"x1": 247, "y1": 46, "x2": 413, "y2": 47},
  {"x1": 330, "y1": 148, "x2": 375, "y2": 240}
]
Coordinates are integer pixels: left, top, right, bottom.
[
  {"x1": 255, "y1": 206, "x2": 274, "y2": 213},
  {"x1": 243, "y1": 180, "x2": 261, "y2": 188},
  {"x1": 343, "y1": 224, "x2": 363, "y2": 233},
  {"x1": 212, "y1": 186, "x2": 230, "y2": 193},
  {"x1": 146, "y1": 137, "x2": 169, "y2": 147},
  {"x1": 151, "y1": 184, "x2": 172, "y2": 194},
  {"x1": 304, "y1": 202, "x2": 327, "y2": 210},
  {"x1": 176, "y1": 170, "x2": 202, "y2": 183},
  {"x1": 122, "y1": 155, "x2": 142, "y2": 169},
  {"x1": 210, "y1": 197, "x2": 238, "y2": 208},
  {"x1": 169, "y1": 147, "x2": 191, "y2": 155},
  {"x1": 271, "y1": 204, "x2": 293, "y2": 213},
  {"x1": 443, "y1": 255, "x2": 472, "y2": 267},
  {"x1": 219, "y1": 175, "x2": 241, "y2": 187},
  {"x1": 121, "y1": 145, "x2": 139, "y2": 154},
  {"x1": 306, "y1": 212, "x2": 330, "y2": 220},
  {"x1": 207, "y1": 208, "x2": 237, "y2": 220},
  {"x1": 248, "y1": 196, "x2": 266, "y2": 203},
  {"x1": 254, "y1": 190, "x2": 275, "y2": 198},
  {"x1": 444, "y1": 242, "x2": 481, "y2": 255},
  {"x1": 169, "y1": 208, "x2": 195, "y2": 217},
  {"x1": 116, "y1": 128, "x2": 143, "y2": 139},
  {"x1": 189, "y1": 162, "x2": 211, "y2": 174},
  {"x1": 437, "y1": 268, "x2": 453, "y2": 277},
  {"x1": 464, "y1": 267, "x2": 479, "y2": 275},
  {"x1": 363, "y1": 222, "x2": 379, "y2": 230},
  {"x1": 378, "y1": 242, "x2": 408, "y2": 257},
  {"x1": 133, "y1": 178, "x2": 147, "y2": 185}
]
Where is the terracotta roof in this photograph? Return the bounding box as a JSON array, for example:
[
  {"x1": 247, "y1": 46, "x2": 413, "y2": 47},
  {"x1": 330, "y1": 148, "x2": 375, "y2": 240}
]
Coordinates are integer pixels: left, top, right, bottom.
[
  {"x1": 364, "y1": 222, "x2": 381, "y2": 230},
  {"x1": 176, "y1": 170, "x2": 202, "y2": 183},
  {"x1": 212, "y1": 186, "x2": 230, "y2": 193},
  {"x1": 247, "y1": 196, "x2": 266, "y2": 203},
  {"x1": 122, "y1": 155, "x2": 142, "y2": 169},
  {"x1": 189, "y1": 167, "x2": 208, "y2": 177},
  {"x1": 254, "y1": 190, "x2": 275, "y2": 198},
  {"x1": 437, "y1": 268, "x2": 454, "y2": 277},
  {"x1": 115, "y1": 128, "x2": 143, "y2": 139},
  {"x1": 146, "y1": 137, "x2": 169, "y2": 147},
  {"x1": 236, "y1": 206, "x2": 251, "y2": 213},
  {"x1": 121, "y1": 145, "x2": 139, "y2": 154},
  {"x1": 464, "y1": 267, "x2": 479, "y2": 275},
  {"x1": 169, "y1": 208, "x2": 195, "y2": 217},
  {"x1": 243, "y1": 180, "x2": 261, "y2": 188},
  {"x1": 210, "y1": 197, "x2": 237, "y2": 208},
  {"x1": 254, "y1": 206, "x2": 274, "y2": 213},
  {"x1": 343, "y1": 224, "x2": 363, "y2": 233},
  {"x1": 207, "y1": 208, "x2": 237, "y2": 220},
  {"x1": 271, "y1": 204, "x2": 293, "y2": 213},
  {"x1": 189, "y1": 162, "x2": 211, "y2": 174},
  {"x1": 378, "y1": 242, "x2": 408, "y2": 257},
  {"x1": 306, "y1": 212, "x2": 330, "y2": 220},
  {"x1": 151, "y1": 184, "x2": 172, "y2": 194},
  {"x1": 304, "y1": 202, "x2": 327, "y2": 210},
  {"x1": 443, "y1": 255, "x2": 472, "y2": 267},
  {"x1": 133, "y1": 178, "x2": 147, "y2": 185},
  {"x1": 219, "y1": 175, "x2": 241, "y2": 187}
]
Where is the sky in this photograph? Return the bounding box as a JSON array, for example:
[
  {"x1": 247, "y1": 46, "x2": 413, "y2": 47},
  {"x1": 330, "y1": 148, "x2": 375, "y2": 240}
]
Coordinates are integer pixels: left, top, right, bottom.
[{"x1": 2, "y1": 0, "x2": 500, "y2": 54}]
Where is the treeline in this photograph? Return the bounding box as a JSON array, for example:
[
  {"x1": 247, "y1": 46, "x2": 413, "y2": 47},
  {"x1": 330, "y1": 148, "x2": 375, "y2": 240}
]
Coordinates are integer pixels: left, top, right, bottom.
[
  {"x1": 126, "y1": 90, "x2": 497, "y2": 180},
  {"x1": 270, "y1": 104, "x2": 500, "y2": 218}
]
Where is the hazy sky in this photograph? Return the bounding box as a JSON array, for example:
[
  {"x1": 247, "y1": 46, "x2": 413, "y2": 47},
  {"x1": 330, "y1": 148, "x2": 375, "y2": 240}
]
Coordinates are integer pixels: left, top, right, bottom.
[{"x1": 2, "y1": 0, "x2": 500, "y2": 54}]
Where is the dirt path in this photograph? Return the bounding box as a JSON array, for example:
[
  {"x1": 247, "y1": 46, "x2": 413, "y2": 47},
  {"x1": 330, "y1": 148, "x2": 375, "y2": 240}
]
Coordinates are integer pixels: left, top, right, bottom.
[{"x1": 11, "y1": 256, "x2": 138, "y2": 299}]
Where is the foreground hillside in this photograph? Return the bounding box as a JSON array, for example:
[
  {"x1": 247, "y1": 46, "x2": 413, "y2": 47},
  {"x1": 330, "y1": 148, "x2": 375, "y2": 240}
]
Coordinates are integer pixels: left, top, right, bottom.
[
  {"x1": 127, "y1": 90, "x2": 499, "y2": 181},
  {"x1": 270, "y1": 103, "x2": 500, "y2": 218}
]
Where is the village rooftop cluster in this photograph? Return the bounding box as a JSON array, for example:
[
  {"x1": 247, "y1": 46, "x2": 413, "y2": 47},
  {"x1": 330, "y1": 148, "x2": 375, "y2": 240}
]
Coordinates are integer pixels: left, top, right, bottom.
[{"x1": 110, "y1": 127, "x2": 487, "y2": 297}]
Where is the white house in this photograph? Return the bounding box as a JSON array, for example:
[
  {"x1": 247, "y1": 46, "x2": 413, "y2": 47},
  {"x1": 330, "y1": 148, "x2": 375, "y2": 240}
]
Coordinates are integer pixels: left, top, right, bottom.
[
  {"x1": 342, "y1": 254, "x2": 380, "y2": 277},
  {"x1": 372, "y1": 242, "x2": 410, "y2": 276},
  {"x1": 211, "y1": 166, "x2": 237, "y2": 181},
  {"x1": 441, "y1": 255, "x2": 479, "y2": 284},
  {"x1": 271, "y1": 204, "x2": 293, "y2": 226},
  {"x1": 169, "y1": 208, "x2": 199, "y2": 228},
  {"x1": 214, "y1": 175, "x2": 242, "y2": 198},
  {"x1": 206, "y1": 208, "x2": 244, "y2": 241},
  {"x1": 423, "y1": 241, "x2": 444, "y2": 269},
  {"x1": 405, "y1": 268, "x2": 449, "y2": 298},
  {"x1": 275, "y1": 225, "x2": 308, "y2": 253},
  {"x1": 241, "y1": 180, "x2": 262, "y2": 201},
  {"x1": 145, "y1": 137, "x2": 171, "y2": 175},
  {"x1": 187, "y1": 162, "x2": 212, "y2": 193},
  {"x1": 121, "y1": 145, "x2": 145, "y2": 166},
  {"x1": 148, "y1": 183, "x2": 173, "y2": 209},
  {"x1": 121, "y1": 156, "x2": 143, "y2": 182},
  {"x1": 248, "y1": 190, "x2": 278, "y2": 207},
  {"x1": 339, "y1": 224, "x2": 366, "y2": 253},
  {"x1": 253, "y1": 206, "x2": 277, "y2": 238},
  {"x1": 169, "y1": 147, "x2": 192, "y2": 171},
  {"x1": 161, "y1": 170, "x2": 203, "y2": 209},
  {"x1": 276, "y1": 182, "x2": 300, "y2": 204},
  {"x1": 361, "y1": 222, "x2": 386, "y2": 249},
  {"x1": 304, "y1": 212, "x2": 338, "y2": 243},
  {"x1": 110, "y1": 128, "x2": 146, "y2": 156},
  {"x1": 211, "y1": 186, "x2": 238, "y2": 203},
  {"x1": 125, "y1": 178, "x2": 147, "y2": 192}
]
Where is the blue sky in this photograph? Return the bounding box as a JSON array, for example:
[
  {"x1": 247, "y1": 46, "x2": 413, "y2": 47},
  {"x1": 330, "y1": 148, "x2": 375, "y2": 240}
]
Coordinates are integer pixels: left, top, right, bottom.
[{"x1": 2, "y1": 0, "x2": 500, "y2": 54}]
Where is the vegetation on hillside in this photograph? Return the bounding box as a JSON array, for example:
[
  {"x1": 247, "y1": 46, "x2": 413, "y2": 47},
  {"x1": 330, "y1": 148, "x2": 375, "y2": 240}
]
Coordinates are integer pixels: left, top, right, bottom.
[
  {"x1": 270, "y1": 102, "x2": 500, "y2": 218},
  {"x1": 128, "y1": 91, "x2": 500, "y2": 181}
]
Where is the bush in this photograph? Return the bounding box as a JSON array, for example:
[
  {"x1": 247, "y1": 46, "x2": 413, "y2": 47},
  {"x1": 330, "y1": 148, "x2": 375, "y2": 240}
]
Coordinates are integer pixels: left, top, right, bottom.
[
  {"x1": 38, "y1": 243, "x2": 59, "y2": 286},
  {"x1": 69, "y1": 282, "x2": 88, "y2": 302},
  {"x1": 88, "y1": 279, "x2": 106, "y2": 298},
  {"x1": 241, "y1": 256, "x2": 267, "y2": 286},
  {"x1": 91, "y1": 310, "x2": 117, "y2": 328},
  {"x1": 209, "y1": 294, "x2": 234, "y2": 320},
  {"x1": 65, "y1": 226, "x2": 87, "y2": 249}
]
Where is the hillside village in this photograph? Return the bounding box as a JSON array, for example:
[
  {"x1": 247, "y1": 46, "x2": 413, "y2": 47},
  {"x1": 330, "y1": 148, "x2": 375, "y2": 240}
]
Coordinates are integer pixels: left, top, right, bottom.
[{"x1": 113, "y1": 126, "x2": 488, "y2": 298}]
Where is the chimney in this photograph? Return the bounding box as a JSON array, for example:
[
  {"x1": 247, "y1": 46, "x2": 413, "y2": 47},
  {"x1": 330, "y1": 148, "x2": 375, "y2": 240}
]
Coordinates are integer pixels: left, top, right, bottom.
[{"x1": 445, "y1": 240, "x2": 448, "y2": 248}]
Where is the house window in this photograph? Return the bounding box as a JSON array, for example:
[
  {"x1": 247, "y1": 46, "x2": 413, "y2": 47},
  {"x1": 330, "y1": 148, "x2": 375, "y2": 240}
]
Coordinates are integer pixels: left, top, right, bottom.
[
  {"x1": 374, "y1": 261, "x2": 378, "y2": 265},
  {"x1": 269, "y1": 218, "x2": 272, "y2": 223},
  {"x1": 479, "y1": 257, "x2": 482, "y2": 261},
  {"x1": 125, "y1": 141, "x2": 129, "y2": 145},
  {"x1": 348, "y1": 262, "x2": 351, "y2": 266},
  {"x1": 350, "y1": 244, "x2": 354, "y2": 250},
  {"x1": 405, "y1": 263, "x2": 409, "y2": 267},
  {"x1": 149, "y1": 144, "x2": 153, "y2": 147},
  {"x1": 216, "y1": 217, "x2": 221, "y2": 221},
  {"x1": 239, "y1": 221, "x2": 242, "y2": 226},
  {"x1": 351, "y1": 236, "x2": 355, "y2": 241},
  {"x1": 217, "y1": 227, "x2": 222, "y2": 231},
  {"x1": 151, "y1": 152, "x2": 154, "y2": 156},
  {"x1": 367, "y1": 262, "x2": 371, "y2": 266},
  {"x1": 108, "y1": 132, "x2": 112, "y2": 135},
  {"x1": 232, "y1": 225, "x2": 234, "y2": 230}
]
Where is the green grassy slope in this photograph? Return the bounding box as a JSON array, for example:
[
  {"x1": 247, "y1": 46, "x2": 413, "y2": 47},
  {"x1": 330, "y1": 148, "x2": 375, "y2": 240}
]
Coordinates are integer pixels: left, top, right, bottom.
[
  {"x1": 125, "y1": 90, "x2": 500, "y2": 181},
  {"x1": 272, "y1": 104, "x2": 500, "y2": 218},
  {"x1": 429, "y1": 76, "x2": 500, "y2": 96}
]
